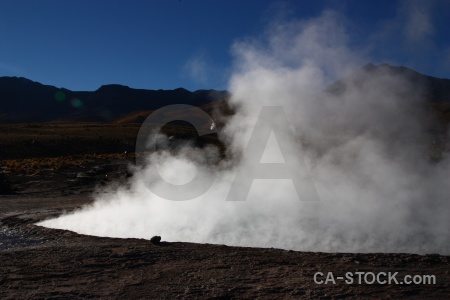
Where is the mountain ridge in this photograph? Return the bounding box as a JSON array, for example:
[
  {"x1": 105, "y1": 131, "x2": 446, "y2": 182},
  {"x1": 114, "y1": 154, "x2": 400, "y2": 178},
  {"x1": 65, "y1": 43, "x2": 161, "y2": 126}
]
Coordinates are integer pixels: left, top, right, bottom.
[
  {"x1": 1, "y1": 63, "x2": 449, "y2": 123},
  {"x1": 326, "y1": 63, "x2": 450, "y2": 102},
  {"x1": 0, "y1": 76, "x2": 229, "y2": 123}
]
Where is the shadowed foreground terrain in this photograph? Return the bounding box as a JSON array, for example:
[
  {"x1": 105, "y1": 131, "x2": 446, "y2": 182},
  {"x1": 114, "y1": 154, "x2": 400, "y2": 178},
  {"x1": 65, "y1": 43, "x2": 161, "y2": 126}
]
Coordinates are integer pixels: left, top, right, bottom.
[
  {"x1": 0, "y1": 158, "x2": 449, "y2": 299},
  {"x1": 1, "y1": 185, "x2": 449, "y2": 299},
  {"x1": 1, "y1": 66, "x2": 450, "y2": 297}
]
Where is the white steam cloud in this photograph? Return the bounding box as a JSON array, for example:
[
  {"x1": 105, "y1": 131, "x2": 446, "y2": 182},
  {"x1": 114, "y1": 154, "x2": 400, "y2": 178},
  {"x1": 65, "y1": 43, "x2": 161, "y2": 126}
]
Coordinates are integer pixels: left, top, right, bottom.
[
  {"x1": 402, "y1": 0, "x2": 435, "y2": 43},
  {"x1": 183, "y1": 53, "x2": 209, "y2": 84},
  {"x1": 39, "y1": 10, "x2": 450, "y2": 254}
]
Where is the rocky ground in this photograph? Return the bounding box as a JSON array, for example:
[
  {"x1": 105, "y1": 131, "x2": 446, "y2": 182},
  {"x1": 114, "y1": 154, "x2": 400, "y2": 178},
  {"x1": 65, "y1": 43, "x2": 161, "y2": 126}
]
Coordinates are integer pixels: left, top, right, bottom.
[
  {"x1": 0, "y1": 122, "x2": 449, "y2": 299},
  {"x1": 0, "y1": 169, "x2": 449, "y2": 299}
]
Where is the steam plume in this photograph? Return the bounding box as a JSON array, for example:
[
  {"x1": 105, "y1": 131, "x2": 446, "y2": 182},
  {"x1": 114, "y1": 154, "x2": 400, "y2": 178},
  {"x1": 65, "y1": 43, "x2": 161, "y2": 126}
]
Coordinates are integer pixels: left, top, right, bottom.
[{"x1": 39, "y1": 10, "x2": 450, "y2": 254}]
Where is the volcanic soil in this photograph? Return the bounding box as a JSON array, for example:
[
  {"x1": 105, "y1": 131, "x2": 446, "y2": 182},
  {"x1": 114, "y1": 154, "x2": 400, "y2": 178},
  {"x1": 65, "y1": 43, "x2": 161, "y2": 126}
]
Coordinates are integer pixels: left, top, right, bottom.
[
  {"x1": 0, "y1": 123, "x2": 449, "y2": 299},
  {"x1": 0, "y1": 172, "x2": 448, "y2": 299}
]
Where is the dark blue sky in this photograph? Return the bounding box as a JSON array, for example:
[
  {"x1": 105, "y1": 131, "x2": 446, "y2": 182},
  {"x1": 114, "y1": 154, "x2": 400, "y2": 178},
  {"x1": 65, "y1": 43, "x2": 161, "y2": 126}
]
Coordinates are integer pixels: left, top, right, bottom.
[{"x1": 1, "y1": 0, "x2": 449, "y2": 91}]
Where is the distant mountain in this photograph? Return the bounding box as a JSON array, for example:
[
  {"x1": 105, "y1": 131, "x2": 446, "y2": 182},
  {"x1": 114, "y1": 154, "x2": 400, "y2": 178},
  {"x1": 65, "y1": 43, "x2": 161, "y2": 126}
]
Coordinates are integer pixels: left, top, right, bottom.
[
  {"x1": 1, "y1": 65, "x2": 449, "y2": 123},
  {"x1": 0, "y1": 77, "x2": 229, "y2": 122},
  {"x1": 326, "y1": 63, "x2": 450, "y2": 103},
  {"x1": 317, "y1": 63, "x2": 450, "y2": 137}
]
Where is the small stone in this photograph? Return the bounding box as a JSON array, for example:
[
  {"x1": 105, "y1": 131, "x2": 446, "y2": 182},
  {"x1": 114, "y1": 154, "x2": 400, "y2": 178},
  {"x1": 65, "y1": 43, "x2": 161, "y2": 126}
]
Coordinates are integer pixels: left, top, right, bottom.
[
  {"x1": 0, "y1": 173, "x2": 14, "y2": 194},
  {"x1": 150, "y1": 236, "x2": 161, "y2": 244}
]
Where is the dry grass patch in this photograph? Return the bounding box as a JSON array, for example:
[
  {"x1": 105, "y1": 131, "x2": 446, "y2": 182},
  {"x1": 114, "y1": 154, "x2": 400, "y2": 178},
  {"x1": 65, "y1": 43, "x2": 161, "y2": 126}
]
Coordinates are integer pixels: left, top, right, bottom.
[{"x1": 0, "y1": 152, "x2": 135, "y2": 175}]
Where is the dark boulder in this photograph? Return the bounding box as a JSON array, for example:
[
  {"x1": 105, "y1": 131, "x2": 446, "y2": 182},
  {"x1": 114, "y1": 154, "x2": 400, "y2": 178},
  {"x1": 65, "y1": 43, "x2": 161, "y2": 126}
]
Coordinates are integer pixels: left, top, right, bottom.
[
  {"x1": 0, "y1": 173, "x2": 14, "y2": 194},
  {"x1": 150, "y1": 236, "x2": 161, "y2": 245}
]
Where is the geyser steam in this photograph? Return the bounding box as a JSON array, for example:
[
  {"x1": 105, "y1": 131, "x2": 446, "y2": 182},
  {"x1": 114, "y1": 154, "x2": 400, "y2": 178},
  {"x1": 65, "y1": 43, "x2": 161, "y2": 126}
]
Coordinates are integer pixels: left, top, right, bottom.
[{"x1": 39, "y1": 11, "x2": 450, "y2": 254}]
